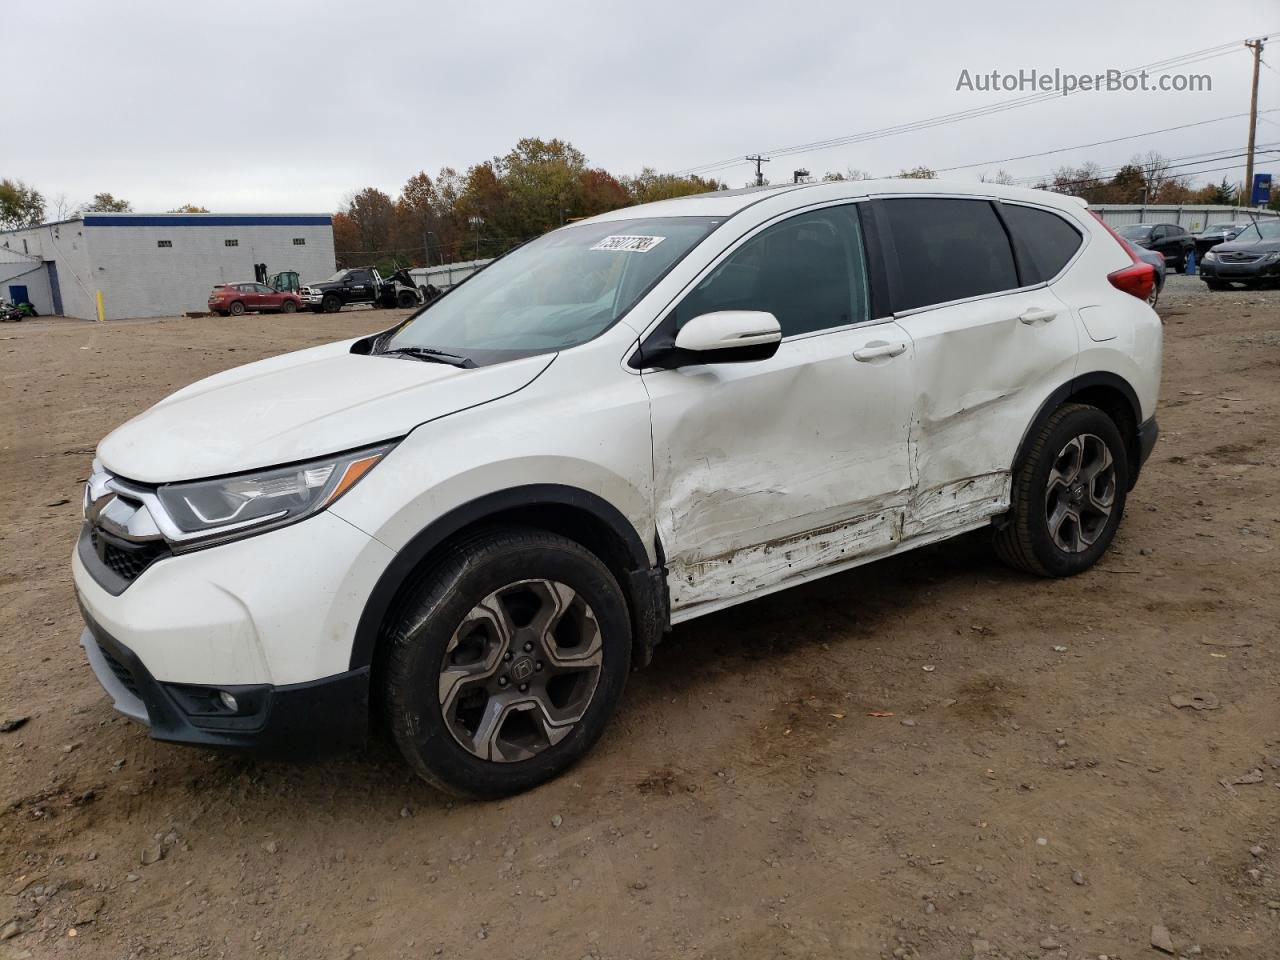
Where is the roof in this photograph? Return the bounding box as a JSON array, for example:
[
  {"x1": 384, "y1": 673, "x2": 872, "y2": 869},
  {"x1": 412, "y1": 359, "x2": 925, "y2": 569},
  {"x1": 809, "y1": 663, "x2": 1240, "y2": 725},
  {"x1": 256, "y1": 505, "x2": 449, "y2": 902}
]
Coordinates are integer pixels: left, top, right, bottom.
[
  {"x1": 578, "y1": 178, "x2": 1089, "y2": 224},
  {"x1": 1, "y1": 212, "x2": 335, "y2": 236}
]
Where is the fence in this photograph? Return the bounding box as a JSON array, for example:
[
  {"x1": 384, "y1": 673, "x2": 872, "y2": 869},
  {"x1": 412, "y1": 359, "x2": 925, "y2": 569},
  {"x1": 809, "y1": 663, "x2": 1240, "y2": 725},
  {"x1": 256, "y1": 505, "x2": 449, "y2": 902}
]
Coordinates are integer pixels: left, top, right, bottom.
[
  {"x1": 1089, "y1": 204, "x2": 1280, "y2": 231},
  {"x1": 408, "y1": 257, "x2": 495, "y2": 292}
]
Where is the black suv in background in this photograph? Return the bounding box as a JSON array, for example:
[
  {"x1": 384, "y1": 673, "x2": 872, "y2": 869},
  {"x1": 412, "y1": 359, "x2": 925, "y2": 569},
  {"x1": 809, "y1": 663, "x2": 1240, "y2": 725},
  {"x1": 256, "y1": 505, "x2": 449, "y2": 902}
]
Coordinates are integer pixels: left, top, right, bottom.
[
  {"x1": 300, "y1": 267, "x2": 424, "y2": 313},
  {"x1": 1116, "y1": 223, "x2": 1195, "y2": 273}
]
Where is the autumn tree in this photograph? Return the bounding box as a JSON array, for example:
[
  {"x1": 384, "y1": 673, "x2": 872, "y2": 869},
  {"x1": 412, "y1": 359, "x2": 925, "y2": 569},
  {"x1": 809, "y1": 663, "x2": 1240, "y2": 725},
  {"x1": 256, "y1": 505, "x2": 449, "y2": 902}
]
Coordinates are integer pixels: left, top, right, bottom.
[
  {"x1": 897, "y1": 166, "x2": 937, "y2": 179},
  {"x1": 0, "y1": 178, "x2": 45, "y2": 229},
  {"x1": 822, "y1": 167, "x2": 874, "y2": 182},
  {"x1": 169, "y1": 203, "x2": 209, "y2": 213},
  {"x1": 79, "y1": 193, "x2": 132, "y2": 213},
  {"x1": 621, "y1": 167, "x2": 723, "y2": 204},
  {"x1": 344, "y1": 187, "x2": 396, "y2": 259}
]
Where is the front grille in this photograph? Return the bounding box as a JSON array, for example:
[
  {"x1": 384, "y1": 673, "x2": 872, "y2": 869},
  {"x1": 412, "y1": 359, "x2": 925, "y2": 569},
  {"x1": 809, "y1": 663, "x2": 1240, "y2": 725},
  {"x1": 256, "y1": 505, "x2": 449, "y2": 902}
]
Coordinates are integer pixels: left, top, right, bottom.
[
  {"x1": 89, "y1": 526, "x2": 170, "y2": 583},
  {"x1": 1220, "y1": 252, "x2": 1261, "y2": 263},
  {"x1": 97, "y1": 643, "x2": 141, "y2": 698}
]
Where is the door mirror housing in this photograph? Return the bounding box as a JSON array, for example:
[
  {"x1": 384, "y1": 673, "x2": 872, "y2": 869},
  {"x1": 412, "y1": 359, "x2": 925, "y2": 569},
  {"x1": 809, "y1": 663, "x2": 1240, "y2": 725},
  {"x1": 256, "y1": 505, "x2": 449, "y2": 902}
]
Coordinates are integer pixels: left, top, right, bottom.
[{"x1": 669, "y1": 311, "x2": 782, "y2": 364}]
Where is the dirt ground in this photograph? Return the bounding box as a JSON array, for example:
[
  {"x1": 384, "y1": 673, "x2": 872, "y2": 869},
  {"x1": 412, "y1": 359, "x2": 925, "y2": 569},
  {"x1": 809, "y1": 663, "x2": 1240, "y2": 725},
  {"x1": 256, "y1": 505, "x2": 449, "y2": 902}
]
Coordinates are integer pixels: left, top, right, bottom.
[{"x1": 0, "y1": 277, "x2": 1277, "y2": 960}]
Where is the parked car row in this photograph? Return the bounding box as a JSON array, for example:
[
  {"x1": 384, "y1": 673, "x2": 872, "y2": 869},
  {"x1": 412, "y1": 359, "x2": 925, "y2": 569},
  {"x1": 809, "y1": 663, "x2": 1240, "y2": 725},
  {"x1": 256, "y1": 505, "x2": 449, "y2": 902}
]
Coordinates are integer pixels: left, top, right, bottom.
[
  {"x1": 1113, "y1": 218, "x2": 1280, "y2": 292},
  {"x1": 209, "y1": 267, "x2": 439, "y2": 317}
]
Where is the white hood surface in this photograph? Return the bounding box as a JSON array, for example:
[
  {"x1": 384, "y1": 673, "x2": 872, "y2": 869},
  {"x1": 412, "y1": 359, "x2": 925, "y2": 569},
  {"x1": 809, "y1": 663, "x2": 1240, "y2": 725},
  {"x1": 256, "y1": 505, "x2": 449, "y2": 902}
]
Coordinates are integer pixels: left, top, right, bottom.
[{"x1": 97, "y1": 340, "x2": 554, "y2": 483}]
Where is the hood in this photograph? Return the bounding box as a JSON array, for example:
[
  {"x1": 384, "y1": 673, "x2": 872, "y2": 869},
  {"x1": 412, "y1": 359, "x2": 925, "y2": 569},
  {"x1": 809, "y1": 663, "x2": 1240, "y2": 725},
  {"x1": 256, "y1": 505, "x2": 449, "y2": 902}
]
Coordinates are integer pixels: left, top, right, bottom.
[
  {"x1": 98, "y1": 340, "x2": 554, "y2": 483},
  {"x1": 1210, "y1": 238, "x2": 1280, "y2": 255}
]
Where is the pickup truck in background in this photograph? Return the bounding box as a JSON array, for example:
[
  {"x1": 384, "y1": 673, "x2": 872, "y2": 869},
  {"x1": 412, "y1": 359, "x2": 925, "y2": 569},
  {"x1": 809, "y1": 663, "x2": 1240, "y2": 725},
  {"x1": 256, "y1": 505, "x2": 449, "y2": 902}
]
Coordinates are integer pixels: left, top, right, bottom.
[{"x1": 300, "y1": 267, "x2": 426, "y2": 313}]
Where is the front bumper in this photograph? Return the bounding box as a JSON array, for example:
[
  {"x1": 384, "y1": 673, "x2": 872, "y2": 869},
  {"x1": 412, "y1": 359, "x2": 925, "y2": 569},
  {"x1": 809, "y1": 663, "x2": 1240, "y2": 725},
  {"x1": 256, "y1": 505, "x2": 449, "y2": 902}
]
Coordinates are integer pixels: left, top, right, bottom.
[
  {"x1": 79, "y1": 606, "x2": 369, "y2": 753},
  {"x1": 1200, "y1": 258, "x2": 1280, "y2": 281}
]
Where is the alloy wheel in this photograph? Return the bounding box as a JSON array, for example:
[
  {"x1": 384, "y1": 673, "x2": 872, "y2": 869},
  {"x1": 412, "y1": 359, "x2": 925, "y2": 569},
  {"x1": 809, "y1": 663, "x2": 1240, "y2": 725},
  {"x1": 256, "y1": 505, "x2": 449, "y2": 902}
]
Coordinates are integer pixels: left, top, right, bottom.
[
  {"x1": 1044, "y1": 433, "x2": 1116, "y2": 553},
  {"x1": 438, "y1": 579, "x2": 603, "y2": 762}
]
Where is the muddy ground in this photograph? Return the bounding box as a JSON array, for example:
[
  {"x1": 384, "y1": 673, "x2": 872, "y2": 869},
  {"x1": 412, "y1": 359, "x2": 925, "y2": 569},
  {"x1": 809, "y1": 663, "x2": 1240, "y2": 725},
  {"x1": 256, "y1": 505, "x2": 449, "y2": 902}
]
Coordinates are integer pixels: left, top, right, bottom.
[{"x1": 0, "y1": 276, "x2": 1277, "y2": 960}]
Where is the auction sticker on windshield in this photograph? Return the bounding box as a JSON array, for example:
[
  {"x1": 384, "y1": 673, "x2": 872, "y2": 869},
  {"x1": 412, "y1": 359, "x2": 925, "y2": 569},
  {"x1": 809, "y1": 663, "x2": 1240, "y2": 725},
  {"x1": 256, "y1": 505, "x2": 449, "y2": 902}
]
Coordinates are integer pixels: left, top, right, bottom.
[{"x1": 591, "y1": 235, "x2": 667, "y2": 253}]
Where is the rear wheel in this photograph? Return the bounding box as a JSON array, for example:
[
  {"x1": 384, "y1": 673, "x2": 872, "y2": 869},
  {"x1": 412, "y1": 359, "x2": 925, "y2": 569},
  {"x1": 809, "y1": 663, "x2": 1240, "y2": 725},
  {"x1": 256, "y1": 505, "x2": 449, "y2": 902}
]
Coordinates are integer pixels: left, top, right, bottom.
[
  {"x1": 397, "y1": 289, "x2": 418, "y2": 308},
  {"x1": 995, "y1": 404, "x2": 1128, "y2": 577},
  {"x1": 382, "y1": 528, "x2": 631, "y2": 798},
  {"x1": 228, "y1": 300, "x2": 245, "y2": 316}
]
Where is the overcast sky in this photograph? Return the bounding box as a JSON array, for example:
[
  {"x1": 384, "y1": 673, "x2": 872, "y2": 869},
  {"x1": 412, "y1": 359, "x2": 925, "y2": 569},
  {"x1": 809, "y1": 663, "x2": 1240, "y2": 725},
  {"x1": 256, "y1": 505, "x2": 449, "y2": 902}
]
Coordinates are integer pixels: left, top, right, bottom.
[{"x1": 8, "y1": 1, "x2": 1278, "y2": 213}]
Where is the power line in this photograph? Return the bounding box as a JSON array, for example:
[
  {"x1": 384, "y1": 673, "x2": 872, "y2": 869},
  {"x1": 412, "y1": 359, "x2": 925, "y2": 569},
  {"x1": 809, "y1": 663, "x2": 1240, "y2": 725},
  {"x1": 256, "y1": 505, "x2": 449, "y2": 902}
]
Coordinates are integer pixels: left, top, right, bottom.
[
  {"x1": 671, "y1": 33, "x2": 1276, "y2": 177},
  {"x1": 932, "y1": 109, "x2": 1280, "y2": 175},
  {"x1": 1006, "y1": 142, "x2": 1280, "y2": 187}
]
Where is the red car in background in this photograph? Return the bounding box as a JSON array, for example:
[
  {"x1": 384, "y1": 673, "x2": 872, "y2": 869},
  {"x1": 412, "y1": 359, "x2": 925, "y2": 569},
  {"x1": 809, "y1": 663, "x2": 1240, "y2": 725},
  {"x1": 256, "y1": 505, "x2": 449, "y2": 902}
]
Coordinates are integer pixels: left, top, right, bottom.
[{"x1": 208, "y1": 282, "x2": 302, "y2": 316}]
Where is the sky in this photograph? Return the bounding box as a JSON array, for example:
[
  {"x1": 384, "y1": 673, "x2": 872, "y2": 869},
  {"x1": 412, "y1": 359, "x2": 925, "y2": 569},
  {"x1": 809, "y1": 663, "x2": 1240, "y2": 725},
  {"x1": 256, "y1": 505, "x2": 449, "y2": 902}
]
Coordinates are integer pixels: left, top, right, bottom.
[{"x1": 7, "y1": 0, "x2": 1279, "y2": 214}]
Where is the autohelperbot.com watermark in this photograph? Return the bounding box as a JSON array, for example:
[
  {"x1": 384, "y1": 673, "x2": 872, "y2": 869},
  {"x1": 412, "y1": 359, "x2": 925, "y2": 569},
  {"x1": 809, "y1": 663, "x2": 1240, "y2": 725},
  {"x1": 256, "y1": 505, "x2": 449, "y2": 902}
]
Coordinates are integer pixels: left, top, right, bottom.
[{"x1": 955, "y1": 68, "x2": 1212, "y2": 96}]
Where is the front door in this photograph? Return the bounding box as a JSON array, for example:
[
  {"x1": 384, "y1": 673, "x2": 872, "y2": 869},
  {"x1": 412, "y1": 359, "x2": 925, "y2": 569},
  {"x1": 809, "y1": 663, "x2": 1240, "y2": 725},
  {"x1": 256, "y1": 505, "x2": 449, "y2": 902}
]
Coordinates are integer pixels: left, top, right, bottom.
[{"x1": 641, "y1": 203, "x2": 915, "y2": 620}]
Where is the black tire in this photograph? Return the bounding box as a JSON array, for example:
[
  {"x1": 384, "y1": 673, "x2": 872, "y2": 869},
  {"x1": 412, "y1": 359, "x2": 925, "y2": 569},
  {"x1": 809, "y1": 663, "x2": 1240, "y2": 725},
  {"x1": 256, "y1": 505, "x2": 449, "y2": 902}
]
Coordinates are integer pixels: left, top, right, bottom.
[
  {"x1": 995, "y1": 403, "x2": 1129, "y2": 578},
  {"x1": 397, "y1": 289, "x2": 418, "y2": 308},
  {"x1": 228, "y1": 300, "x2": 246, "y2": 317},
  {"x1": 280, "y1": 300, "x2": 298, "y2": 314},
  {"x1": 1204, "y1": 279, "x2": 1228, "y2": 291},
  {"x1": 321, "y1": 294, "x2": 342, "y2": 314},
  {"x1": 382, "y1": 527, "x2": 631, "y2": 798}
]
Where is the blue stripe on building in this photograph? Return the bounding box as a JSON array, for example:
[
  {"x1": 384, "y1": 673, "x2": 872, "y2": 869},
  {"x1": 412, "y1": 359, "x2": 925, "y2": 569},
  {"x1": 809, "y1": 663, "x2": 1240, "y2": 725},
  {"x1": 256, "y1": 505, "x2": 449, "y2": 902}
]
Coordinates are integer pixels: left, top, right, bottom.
[{"x1": 83, "y1": 215, "x2": 332, "y2": 228}]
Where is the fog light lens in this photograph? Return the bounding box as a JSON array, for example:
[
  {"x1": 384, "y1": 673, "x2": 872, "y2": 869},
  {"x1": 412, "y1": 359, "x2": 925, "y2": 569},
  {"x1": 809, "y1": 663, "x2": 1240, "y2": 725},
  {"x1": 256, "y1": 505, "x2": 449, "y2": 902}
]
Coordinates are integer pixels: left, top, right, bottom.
[{"x1": 218, "y1": 691, "x2": 239, "y2": 713}]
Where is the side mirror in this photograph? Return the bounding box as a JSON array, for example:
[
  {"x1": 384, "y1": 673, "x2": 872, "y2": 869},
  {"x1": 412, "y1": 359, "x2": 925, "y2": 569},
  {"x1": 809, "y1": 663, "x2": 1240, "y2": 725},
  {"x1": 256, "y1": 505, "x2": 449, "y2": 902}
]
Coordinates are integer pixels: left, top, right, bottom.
[{"x1": 670, "y1": 311, "x2": 781, "y2": 365}]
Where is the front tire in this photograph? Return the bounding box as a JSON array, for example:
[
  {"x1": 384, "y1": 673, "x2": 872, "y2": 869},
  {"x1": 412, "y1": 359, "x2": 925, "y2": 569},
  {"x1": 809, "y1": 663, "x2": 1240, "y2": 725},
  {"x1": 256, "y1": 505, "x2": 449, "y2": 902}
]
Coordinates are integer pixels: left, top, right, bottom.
[
  {"x1": 1204, "y1": 279, "x2": 1228, "y2": 291},
  {"x1": 382, "y1": 528, "x2": 631, "y2": 798},
  {"x1": 995, "y1": 403, "x2": 1128, "y2": 578},
  {"x1": 280, "y1": 300, "x2": 298, "y2": 314},
  {"x1": 321, "y1": 294, "x2": 342, "y2": 314}
]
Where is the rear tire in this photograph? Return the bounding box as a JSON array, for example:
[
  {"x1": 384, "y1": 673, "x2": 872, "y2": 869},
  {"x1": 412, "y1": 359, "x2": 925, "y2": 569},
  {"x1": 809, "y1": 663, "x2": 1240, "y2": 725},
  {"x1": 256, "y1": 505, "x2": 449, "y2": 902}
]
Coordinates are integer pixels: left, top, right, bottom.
[
  {"x1": 229, "y1": 300, "x2": 245, "y2": 316},
  {"x1": 995, "y1": 403, "x2": 1128, "y2": 578},
  {"x1": 397, "y1": 289, "x2": 418, "y2": 308},
  {"x1": 382, "y1": 528, "x2": 631, "y2": 798}
]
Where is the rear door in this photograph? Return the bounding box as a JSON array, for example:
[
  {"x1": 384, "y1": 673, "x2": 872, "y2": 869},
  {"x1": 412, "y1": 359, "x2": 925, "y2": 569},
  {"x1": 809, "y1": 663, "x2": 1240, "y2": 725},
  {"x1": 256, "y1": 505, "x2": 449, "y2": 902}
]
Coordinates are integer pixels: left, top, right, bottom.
[{"x1": 875, "y1": 196, "x2": 1081, "y2": 537}]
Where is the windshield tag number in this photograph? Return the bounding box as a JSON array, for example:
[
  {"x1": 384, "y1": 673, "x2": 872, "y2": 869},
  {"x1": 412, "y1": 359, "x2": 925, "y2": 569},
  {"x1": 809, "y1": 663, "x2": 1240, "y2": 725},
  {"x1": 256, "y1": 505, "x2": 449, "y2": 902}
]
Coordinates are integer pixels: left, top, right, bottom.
[{"x1": 591, "y1": 235, "x2": 666, "y2": 253}]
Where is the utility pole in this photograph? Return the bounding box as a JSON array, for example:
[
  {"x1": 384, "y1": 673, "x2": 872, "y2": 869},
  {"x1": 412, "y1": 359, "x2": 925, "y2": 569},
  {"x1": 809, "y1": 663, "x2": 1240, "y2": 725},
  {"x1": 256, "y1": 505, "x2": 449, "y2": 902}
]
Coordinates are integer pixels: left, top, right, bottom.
[
  {"x1": 746, "y1": 155, "x2": 771, "y2": 187},
  {"x1": 1244, "y1": 37, "x2": 1265, "y2": 207}
]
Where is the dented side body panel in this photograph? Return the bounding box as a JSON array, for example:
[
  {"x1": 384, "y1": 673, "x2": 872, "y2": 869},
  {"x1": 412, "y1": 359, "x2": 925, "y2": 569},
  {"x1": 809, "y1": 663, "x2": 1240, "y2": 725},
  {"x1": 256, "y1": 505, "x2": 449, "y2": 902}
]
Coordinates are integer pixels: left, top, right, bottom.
[{"x1": 895, "y1": 284, "x2": 1079, "y2": 534}]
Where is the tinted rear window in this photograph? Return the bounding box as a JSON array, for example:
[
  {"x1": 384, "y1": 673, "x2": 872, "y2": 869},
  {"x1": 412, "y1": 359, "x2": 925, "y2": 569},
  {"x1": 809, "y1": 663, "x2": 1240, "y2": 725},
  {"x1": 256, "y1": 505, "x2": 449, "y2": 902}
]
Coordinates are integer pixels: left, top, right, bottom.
[
  {"x1": 1001, "y1": 204, "x2": 1084, "y2": 284},
  {"x1": 879, "y1": 198, "x2": 1017, "y2": 311}
]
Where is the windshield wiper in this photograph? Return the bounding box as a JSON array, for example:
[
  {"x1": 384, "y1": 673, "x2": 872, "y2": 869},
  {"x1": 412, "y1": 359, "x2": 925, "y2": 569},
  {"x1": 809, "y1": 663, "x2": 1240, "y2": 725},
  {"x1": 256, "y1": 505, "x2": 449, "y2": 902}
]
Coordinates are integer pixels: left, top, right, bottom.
[{"x1": 381, "y1": 346, "x2": 476, "y2": 368}]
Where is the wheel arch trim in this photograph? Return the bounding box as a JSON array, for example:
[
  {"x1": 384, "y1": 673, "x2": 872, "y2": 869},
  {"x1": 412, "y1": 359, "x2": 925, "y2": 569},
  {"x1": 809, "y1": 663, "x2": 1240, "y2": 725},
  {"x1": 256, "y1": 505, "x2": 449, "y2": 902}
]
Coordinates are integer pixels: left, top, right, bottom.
[
  {"x1": 1013, "y1": 371, "x2": 1145, "y2": 486},
  {"x1": 348, "y1": 483, "x2": 658, "y2": 671}
]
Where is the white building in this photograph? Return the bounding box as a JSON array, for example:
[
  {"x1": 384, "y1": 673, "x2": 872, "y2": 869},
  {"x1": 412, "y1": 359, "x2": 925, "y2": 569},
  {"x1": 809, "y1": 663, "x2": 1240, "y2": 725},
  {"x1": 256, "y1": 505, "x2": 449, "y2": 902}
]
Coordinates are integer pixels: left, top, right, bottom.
[{"x1": 0, "y1": 213, "x2": 335, "y2": 320}]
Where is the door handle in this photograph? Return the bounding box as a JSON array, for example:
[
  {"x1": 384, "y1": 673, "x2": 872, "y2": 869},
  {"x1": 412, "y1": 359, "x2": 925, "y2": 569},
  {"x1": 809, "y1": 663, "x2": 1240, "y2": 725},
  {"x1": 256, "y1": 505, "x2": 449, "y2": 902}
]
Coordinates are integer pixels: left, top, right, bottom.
[
  {"x1": 853, "y1": 341, "x2": 907, "y2": 362},
  {"x1": 1018, "y1": 307, "x2": 1058, "y2": 325}
]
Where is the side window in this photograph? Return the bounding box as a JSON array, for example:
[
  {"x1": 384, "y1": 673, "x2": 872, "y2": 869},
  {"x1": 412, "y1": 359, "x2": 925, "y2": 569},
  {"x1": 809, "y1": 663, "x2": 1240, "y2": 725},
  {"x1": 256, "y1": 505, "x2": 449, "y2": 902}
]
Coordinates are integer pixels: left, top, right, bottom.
[
  {"x1": 675, "y1": 205, "x2": 869, "y2": 337},
  {"x1": 1001, "y1": 204, "x2": 1084, "y2": 284},
  {"x1": 1151, "y1": 225, "x2": 1168, "y2": 240},
  {"x1": 879, "y1": 198, "x2": 1017, "y2": 311}
]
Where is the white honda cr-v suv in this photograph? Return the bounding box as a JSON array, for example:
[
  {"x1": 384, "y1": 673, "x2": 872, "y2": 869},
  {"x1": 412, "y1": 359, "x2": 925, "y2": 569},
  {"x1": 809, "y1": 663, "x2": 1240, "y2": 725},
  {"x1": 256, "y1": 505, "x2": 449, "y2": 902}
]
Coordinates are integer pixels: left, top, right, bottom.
[{"x1": 74, "y1": 179, "x2": 1161, "y2": 797}]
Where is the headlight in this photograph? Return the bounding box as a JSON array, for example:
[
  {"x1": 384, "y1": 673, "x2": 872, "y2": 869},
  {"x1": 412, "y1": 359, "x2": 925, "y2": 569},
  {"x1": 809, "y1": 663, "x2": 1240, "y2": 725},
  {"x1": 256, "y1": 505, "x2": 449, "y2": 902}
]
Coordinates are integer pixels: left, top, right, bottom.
[
  {"x1": 1263, "y1": 251, "x2": 1280, "y2": 263},
  {"x1": 154, "y1": 443, "x2": 394, "y2": 544},
  {"x1": 1203, "y1": 250, "x2": 1217, "y2": 262}
]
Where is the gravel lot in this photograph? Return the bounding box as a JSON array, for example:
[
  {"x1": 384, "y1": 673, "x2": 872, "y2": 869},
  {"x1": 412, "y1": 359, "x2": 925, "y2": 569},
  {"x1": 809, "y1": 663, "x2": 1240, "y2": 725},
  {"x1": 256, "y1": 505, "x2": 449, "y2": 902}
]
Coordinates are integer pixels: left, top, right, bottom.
[{"x1": 1, "y1": 276, "x2": 1278, "y2": 959}]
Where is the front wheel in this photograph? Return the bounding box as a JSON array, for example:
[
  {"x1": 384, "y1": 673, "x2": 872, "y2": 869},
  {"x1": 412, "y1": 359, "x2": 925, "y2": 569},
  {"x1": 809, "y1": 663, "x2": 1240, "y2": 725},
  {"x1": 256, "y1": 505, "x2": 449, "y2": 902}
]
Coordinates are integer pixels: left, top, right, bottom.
[
  {"x1": 1204, "y1": 279, "x2": 1228, "y2": 291},
  {"x1": 995, "y1": 403, "x2": 1128, "y2": 577},
  {"x1": 280, "y1": 300, "x2": 298, "y2": 314},
  {"x1": 321, "y1": 294, "x2": 342, "y2": 314},
  {"x1": 382, "y1": 528, "x2": 631, "y2": 798}
]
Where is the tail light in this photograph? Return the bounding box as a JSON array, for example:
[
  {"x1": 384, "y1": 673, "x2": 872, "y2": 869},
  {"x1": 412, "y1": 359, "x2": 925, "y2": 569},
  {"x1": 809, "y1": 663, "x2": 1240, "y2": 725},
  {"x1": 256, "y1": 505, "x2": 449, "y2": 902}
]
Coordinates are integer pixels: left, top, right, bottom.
[{"x1": 1090, "y1": 212, "x2": 1156, "y2": 302}]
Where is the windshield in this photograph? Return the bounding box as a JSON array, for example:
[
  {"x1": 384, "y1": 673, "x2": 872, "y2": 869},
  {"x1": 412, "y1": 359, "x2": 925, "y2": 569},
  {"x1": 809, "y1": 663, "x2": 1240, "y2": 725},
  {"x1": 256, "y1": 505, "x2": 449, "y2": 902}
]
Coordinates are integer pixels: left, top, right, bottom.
[
  {"x1": 319, "y1": 270, "x2": 351, "y2": 283},
  {"x1": 381, "y1": 216, "x2": 720, "y2": 365},
  {"x1": 1230, "y1": 220, "x2": 1280, "y2": 243},
  {"x1": 1117, "y1": 225, "x2": 1153, "y2": 240}
]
